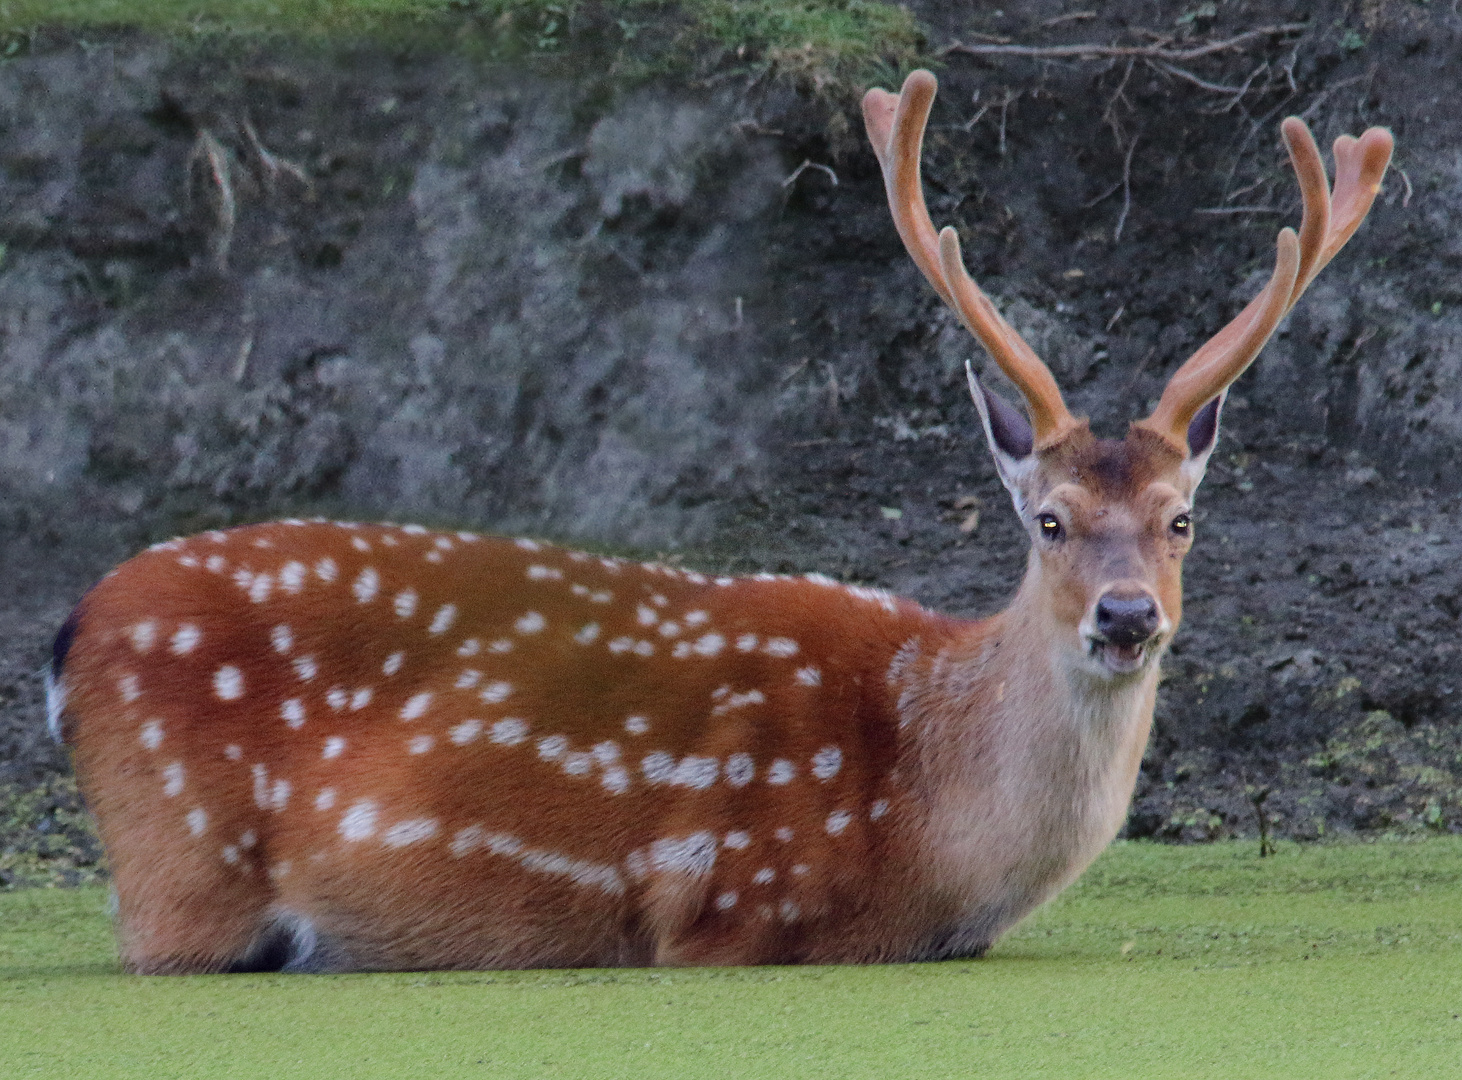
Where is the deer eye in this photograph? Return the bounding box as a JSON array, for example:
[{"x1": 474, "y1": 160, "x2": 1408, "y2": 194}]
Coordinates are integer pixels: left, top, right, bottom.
[
  {"x1": 1037, "y1": 513, "x2": 1064, "y2": 541},
  {"x1": 1170, "y1": 513, "x2": 1192, "y2": 535}
]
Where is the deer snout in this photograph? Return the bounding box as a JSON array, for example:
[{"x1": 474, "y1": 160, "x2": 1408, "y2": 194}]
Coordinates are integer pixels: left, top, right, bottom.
[{"x1": 1093, "y1": 592, "x2": 1161, "y2": 648}]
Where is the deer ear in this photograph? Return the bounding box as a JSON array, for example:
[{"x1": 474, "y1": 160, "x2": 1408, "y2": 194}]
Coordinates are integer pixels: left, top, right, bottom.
[
  {"x1": 967, "y1": 362, "x2": 1040, "y2": 516},
  {"x1": 1179, "y1": 392, "x2": 1225, "y2": 494}
]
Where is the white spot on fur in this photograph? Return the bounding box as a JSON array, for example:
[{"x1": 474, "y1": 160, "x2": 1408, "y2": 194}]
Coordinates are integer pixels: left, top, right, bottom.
[
  {"x1": 225, "y1": 745, "x2": 242, "y2": 761},
  {"x1": 780, "y1": 900, "x2": 801, "y2": 922},
  {"x1": 282, "y1": 699, "x2": 306, "y2": 729},
  {"x1": 671, "y1": 756, "x2": 719, "y2": 789},
  {"x1": 409, "y1": 734, "x2": 435, "y2": 754},
  {"x1": 692, "y1": 633, "x2": 725, "y2": 657},
  {"x1": 270, "y1": 779, "x2": 291, "y2": 811},
  {"x1": 352, "y1": 568, "x2": 380, "y2": 603},
  {"x1": 767, "y1": 759, "x2": 795, "y2": 785},
  {"x1": 683, "y1": 611, "x2": 710, "y2": 627},
  {"x1": 870, "y1": 799, "x2": 890, "y2": 821},
  {"x1": 725, "y1": 754, "x2": 755, "y2": 787},
  {"x1": 658, "y1": 622, "x2": 681, "y2": 638},
  {"x1": 528, "y1": 564, "x2": 563, "y2": 581},
  {"x1": 480, "y1": 681, "x2": 512, "y2": 705},
  {"x1": 450, "y1": 719, "x2": 483, "y2": 745},
  {"x1": 764, "y1": 637, "x2": 799, "y2": 658},
  {"x1": 130, "y1": 621, "x2": 157, "y2": 653},
  {"x1": 280, "y1": 561, "x2": 306, "y2": 594},
  {"x1": 340, "y1": 800, "x2": 379, "y2": 841},
  {"x1": 774, "y1": 826, "x2": 794, "y2": 842},
  {"x1": 712, "y1": 690, "x2": 765, "y2": 715},
  {"x1": 633, "y1": 640, "x2": 654, "y2": 657},
  {"x1": 515, "y1": 538, "x2": 541, "y2": 551},
  {"x1": 624, "y1": 715, "x2": 649, "y2": 735},
  {"x1": 118, "y1": 674, "x2": 141, "y2": 703},
  {"x1": 351, "y1": 536, "x2": 371, "y2": 553},
  {"x1": 171, "y1": 624, "x2": 201, "y2": 655},
  {"x1": 429, "y1": 605, "x2": 457, "y2": 635},
  {"x1": 394, "y1": 589, "x2": 419, "y2": 618},
  {"x1": 139, "y1": 720, "x2": 163, "y2": 751},
  {"x1": 162, "y1": 762, "x2": 185, "y2": 797},
  {"x1": 489, "y1": 638, "x2": 513, "y2": 653},
  {"x1": 724, "y1": 831, "x2": 750, "y2": 850},
  {"x1": 350, "y1": 688, "x2": 373, "y2": 711},
  {"x1": 205, "y1": 555, "x2": 226, "y2": 573},
  {"x1": 382, "y1": 818, "x2": 439, "y2": 847},
  {"x1": 752, "y1": 867, "x2": 774, "y2": 885},
  {"x1": 641, "y1": 751, "x2": 675, "y2": 784},
  {"x1": 400, "y1": 692, "x2": 432, "y2": 720},
  {"x1": 322, "y1": 736, "x2": 346, "y2": 759},
  {"x1": 249, "y1": 573, "x2": 273, "y2": 603},
  {"x1": 735, "y1": 633, "x2": 758, "y2": 652},
  {"x1": 401, "y1": 524, "x2": 427, "y2": 536},
  {"x1": 271, "y1": 625, "x2": 293, "y2": 654},
  {"x1": 637, "y1": 604, "x2": 658, "y2": 627},
  {"x1": 650, "y1": 832, "x2": 717, "y2": 877},
  {"x1": 563, "y1": 751, "x2": 592, "y2": 776},
  {"x1": 383, "y1": 652, "x2": 405, "y2": 676},
  {"x1": 515, "y1": 611, "x2": 546, "y2": 634},
  {"x1": 214, "y1": 666, "x2": 244, "y2": 701},
  {"x1": 825, "y1": 810, "x2": 853, "y2": 836},
  {"x1": 327, "y1": 687, "x2": 348, "y2": 711},
  {"x1": 293, "y1": 655, "x2": 318, "y2": 682},
  {"x1": 187, "y1": 808, "x2": 207, "y2": 836},
  {"x1": 491, "y1": 718, "x2": 529, "y2": 745},
  {"x1": 608, "y1": 636, "x2": 633, "y2": 655},
  {"x1": 537, "y1": 735, "x2": 567, "y2": 761},
  {"x1": 811, "y1": 746, "x2": 842, "y2": 781},
  {"x1": 222, "y1": 845, "x2": 240, "y2": 865},
  {"x1": 315, "y1": 788, "x2": 336, "y2": 810},
  {"x1": 315, "y1": 557, "x2": 339, "y2": 583},
  {"x1": 455, "y1": 669, "x2": 481, "y2": 689},
  {"x1": 457, "y1": 639, "x2": 481, "y2": 657},
  {"x1": 601, "y1": 766, "x2": 630, "y2": 794},
  {"x1": 716, "y1": 891, "x2": 738, "y2": 911},
  {"x1": 796, "y1": 666, "x2": 822, "y2": 687},
  {"x1": 575, "y1": 622, "x2": 601, "y2": 645}
]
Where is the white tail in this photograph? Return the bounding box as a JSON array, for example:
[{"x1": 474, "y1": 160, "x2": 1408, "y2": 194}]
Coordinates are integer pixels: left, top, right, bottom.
[{"x1": 52, "y1": 71, "x2": 1391, "y2": 973}]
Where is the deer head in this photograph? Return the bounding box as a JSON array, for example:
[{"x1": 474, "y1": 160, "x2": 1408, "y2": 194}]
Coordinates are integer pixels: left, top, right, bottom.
[{"x1": 864, "y1": 70, "x2": 1392, "y2": 680}]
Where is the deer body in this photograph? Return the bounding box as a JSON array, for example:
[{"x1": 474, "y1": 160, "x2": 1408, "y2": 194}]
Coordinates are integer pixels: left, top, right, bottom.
[{"x1": 51, "y1": 71, "x2": 1392, "y2": 973}]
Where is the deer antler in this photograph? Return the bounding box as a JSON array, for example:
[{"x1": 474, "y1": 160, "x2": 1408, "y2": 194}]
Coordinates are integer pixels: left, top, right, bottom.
[
  {"x1": 862, "y1": 70, "x2": 1079, "y2": 447},
  {"x1": 1138, "y1": 117, "x2": 1393, "y2": 451}
]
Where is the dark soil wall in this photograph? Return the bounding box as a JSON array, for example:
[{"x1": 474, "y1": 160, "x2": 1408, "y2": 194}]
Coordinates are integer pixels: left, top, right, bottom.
[{"x1": 3, "y1": 1, "x2": 1462, "y2": 882}]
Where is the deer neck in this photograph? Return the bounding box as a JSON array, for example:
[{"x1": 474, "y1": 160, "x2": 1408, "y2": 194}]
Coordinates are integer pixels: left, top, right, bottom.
[{"x1": 896, "y1": 564, "x2": 1160, "y2": 939}]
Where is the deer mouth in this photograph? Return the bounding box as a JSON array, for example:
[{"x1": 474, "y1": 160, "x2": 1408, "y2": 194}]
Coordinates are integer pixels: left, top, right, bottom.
[{"x1": 1088, "y1": 637, "x2": 1149, "y2": 675}]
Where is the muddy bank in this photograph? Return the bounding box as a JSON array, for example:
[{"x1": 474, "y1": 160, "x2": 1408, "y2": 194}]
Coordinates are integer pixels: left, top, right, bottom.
[{"x1": 3, "y1": 1, "x2": 1462, "y2": 882}]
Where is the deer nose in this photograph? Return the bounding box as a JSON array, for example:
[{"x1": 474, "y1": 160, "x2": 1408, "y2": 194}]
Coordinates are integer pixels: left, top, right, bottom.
[{"x1": 1094, "y1": 593, "x2": 1160, "y2": 648}]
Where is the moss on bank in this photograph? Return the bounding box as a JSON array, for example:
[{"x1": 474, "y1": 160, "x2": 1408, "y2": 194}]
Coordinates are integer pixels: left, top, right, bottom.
[{"x1": 0, "y1": 0, "x2": 926, "y2": 97}]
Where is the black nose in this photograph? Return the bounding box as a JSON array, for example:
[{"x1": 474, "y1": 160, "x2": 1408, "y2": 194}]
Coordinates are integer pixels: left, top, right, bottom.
[{"x1": 1094, "y1": 593, "x2": 1160, "y2": 648}]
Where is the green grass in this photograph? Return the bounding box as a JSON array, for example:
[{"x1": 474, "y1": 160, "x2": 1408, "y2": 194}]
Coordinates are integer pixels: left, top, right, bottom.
[
  {"x1": 5, "y1": 838, "x2": 1462, "y2": 1078},
  {"x1": 0, "y1": 0, "x2": 925, "y2": 95}
]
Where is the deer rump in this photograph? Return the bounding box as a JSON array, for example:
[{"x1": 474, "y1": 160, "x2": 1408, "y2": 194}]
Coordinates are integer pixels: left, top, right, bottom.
[{"x1": 49, "y1": 71, "x2": 1391, "y2": 974}]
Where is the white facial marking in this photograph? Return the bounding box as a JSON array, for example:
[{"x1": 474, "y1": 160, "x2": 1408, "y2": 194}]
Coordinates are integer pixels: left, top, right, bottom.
[
  {"x1": 575, "y1": 622, "x2": 601, "y2": 645},
  {"x1": 293, "y1": 655, "x2": 318, "y2": 681},
  {"x1": 870, "y1": 798, "x2": 890, "y2": 820},
  {"x1": 671, "y1": 756, "x2": 719, "y2": 789},
  {"x1": 735, "y1": 633, "x2": 758, "y2": 652},
  {"x1": 489, "y1": 638, "x2": 513, "y2": 653},
  {"x1": 352, "y1": 568, "x2": 380, "y2": 603},
  {"x1": 350, "y1": 688, "x2": 373, "y2": 711},
  {"x1": 527, "y1": 564, "x2": 563, "y2": 581},
  {"x1": 752, "y1": 867, "x2": 775, "y2": 885},
  {"x1": 130, "y1": 621, "x2": 157, "y2": 653},
  {"x1": 480, "y1": 681, "x2": 512, "y2": 704},
  {"x1": 767, "y1": 759, "x2": 796, "y2": 785},
  {"x1": 795, "y1": 666, "x2": 822, "y2": 687},
  {"x1": 724, "y1": 831, "x2": 751, "y2": 850},
  {"x1": 394, "y1": 589, "x2": 419, "y2": 618},
  {"x1": 322, "y1": 736, "x2": 346, "y2": 760},
  {"x1": 537, "y1": 735, "x2": 568, "y2": 761},
  {"x1": 649, "y1": 832, "x2": 718, "y2": 877},
  {"x1": 214, "y1": 666, "x2": 244, "y2": 701},
  {"x1": 186, "y1": 808, "x2": 207, "y2": 836},
  {"x1": 457, "y1": 638, "x2": 481, "y2": 657},
  {"x1": 641, "y1": 751, "x2": 675, "y2": 784},
  {"x1": 515, "y1": 611, "x2": 546, "y2": 634},
  {"x1": 280, "y1": 561, "x2": 306, "y2": 594},
  {"x1": 170, "y1": 624, "x2": 201, "y2": 655},
  {"x1": 400, "y1": 692, "x2": 433, "y2": 721},
  {"x1": 764, "y1": 637, "x2": 799, "y2": 658},
  {"x1": 811, "y1": 746, "x2": 843, "y2": 781},
  {"x1": 429, "y1": 605, "x2": 457, "y2": 635},
  {"x1": 139, "y1": 720, "x2": 164, "y2": 751},
  {"x1": 225, "y1": 744, "x2": 242, "y2": 761},
  {"x1": 383, "y1": 651, "x2": 405, "y2": 676},
  {"x1": 281, "y1": 699, "x2": 306, "y2": 728},
  {"x1": 724, "y1": 753, "x2": 755, "y2": 787},
  {"x1": 409, "y1": 734, "x2": 435, "y2": 754},
  {"x1": 327, "y1": 687, "x2": 348, "y2": 711},
  {"x1": 315, "y1": 788, "x2": 337, "y2": 810},
  {"x1": 118, "y1": 674, "x2": 141, "y2": 703},
  {"x1": 339, "y1": 800, "x2": 379, "y2": 841},
  {"x1": 248, "y1": 573, "x2": 273, "y2": 603},
  {"x1": 716, "y1": 891, "x2": 738, "y2": 911},
  {"x1": 450, "y1": 719, "x2": 483, "y2": 745},
  {"x1": 271, "y1": 625, "x2": 294, "y2": 654},
  {"x1": 491, "y1": 718, "x2": 529, "y2": 745},
  {"x1": 826, "y1": 810, "x2": 853, "y2": 836},
  {"x1": 692, "y1": 633, "x2": 725, "y2": 658},
  {"x1": 624, "y1": 715, "x2": 649, "y2": 735},
  {"x1": 601, "y1": 766, "x2": 631, "y2": 794},
  {"x1": 382, "y1": 818, "x2": 439, "y2": 847},
  {"x1": 162, "y1": 762, "x2": 185, "y2": 798},
  {"x1": 774, "y1": 826, "x2": 794, "y2": 842}
]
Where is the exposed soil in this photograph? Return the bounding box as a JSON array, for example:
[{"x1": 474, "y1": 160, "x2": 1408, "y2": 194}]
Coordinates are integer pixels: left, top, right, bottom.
[{"x1": 4, "y1": 0, "x2": 1462, "y2": 883}]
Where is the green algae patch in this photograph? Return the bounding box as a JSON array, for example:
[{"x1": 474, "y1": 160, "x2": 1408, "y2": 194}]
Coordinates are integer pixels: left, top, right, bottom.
[{"x1": 4, "y1": 838, "x2": 1462, "y2": 1078}]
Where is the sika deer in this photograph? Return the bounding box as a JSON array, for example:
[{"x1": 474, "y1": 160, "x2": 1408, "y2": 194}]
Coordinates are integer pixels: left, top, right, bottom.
[{"x1": 49, "y1": 70, "x2": 1391, "y2": 973}]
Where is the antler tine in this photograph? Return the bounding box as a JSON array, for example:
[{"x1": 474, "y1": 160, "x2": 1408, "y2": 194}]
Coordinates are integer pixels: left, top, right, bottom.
[
  {"x1": 863, "y1": 70, "x2": 1077, "y2": 446},
  {"x1": 1140, "y1": 117, "x2": 1392, "y2": 449}
]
